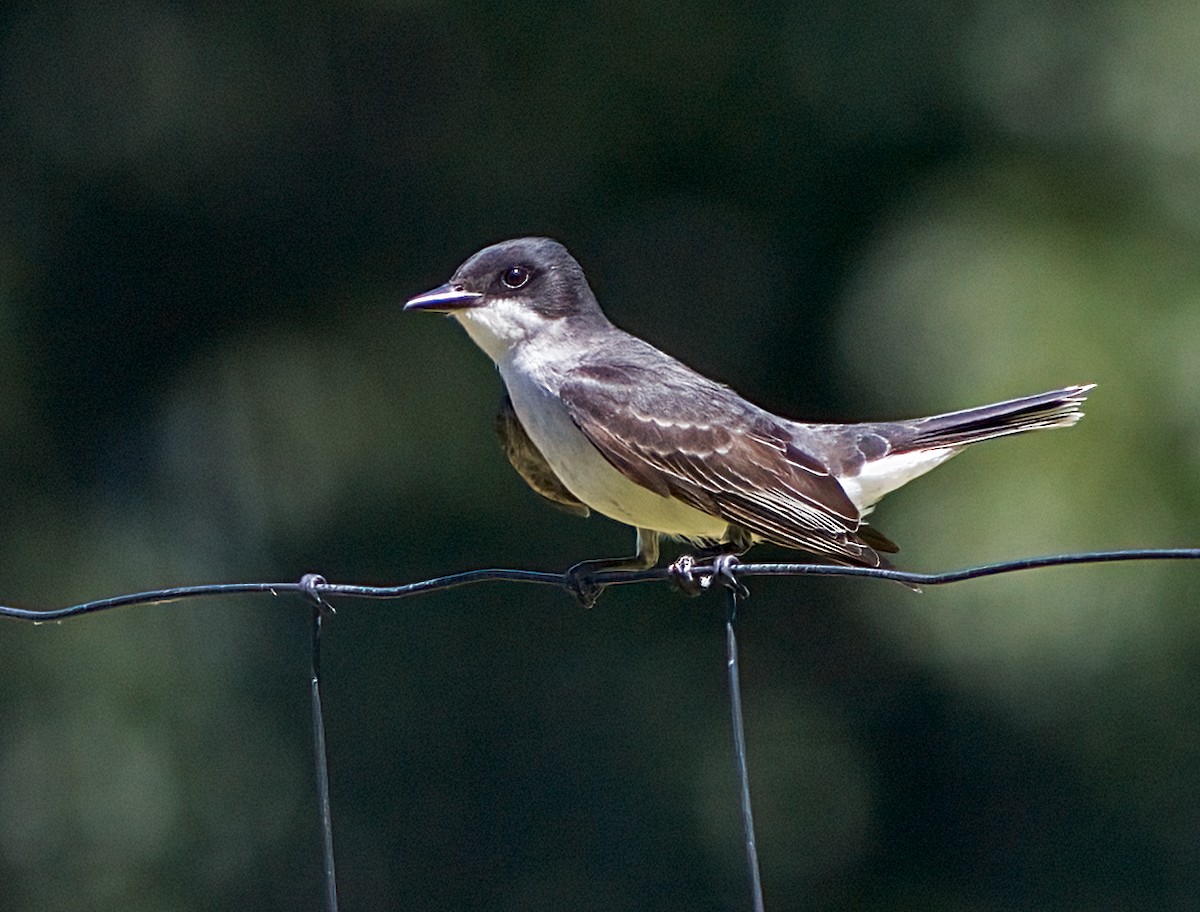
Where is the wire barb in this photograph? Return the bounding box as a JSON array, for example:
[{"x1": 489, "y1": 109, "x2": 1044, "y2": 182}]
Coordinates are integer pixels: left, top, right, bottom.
[
  {"x1": 713, "y1": 554, "x2": 750, "y2": 601},
  {"x1": 299, "y1": 573, "x2": 335, "y2": 617}
]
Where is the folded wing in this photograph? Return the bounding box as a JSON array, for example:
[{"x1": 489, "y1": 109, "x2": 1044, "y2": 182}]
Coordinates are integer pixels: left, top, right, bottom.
[{"x1": 558, "y1": 362, "x2": 894, "y2": 567}]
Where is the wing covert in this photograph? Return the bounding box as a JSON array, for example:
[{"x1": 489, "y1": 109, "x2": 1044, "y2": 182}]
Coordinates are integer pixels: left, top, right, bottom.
[{"x1": 557, "y1": 363, "x2": 889, "y2": 565}]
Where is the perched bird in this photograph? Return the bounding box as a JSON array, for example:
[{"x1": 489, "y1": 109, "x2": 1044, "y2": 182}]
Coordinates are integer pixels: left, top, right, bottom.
[{"x1": 405, "y1": 237, "x2": 1092, "y2": 602}]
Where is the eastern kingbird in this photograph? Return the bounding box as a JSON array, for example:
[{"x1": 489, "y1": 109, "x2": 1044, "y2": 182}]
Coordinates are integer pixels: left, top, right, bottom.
[{"x1": 406, "y1": 237, "x2": 1093, "y2": 601}]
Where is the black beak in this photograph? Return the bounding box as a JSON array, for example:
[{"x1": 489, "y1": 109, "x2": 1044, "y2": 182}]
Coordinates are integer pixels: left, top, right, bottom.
[{"x1": 403, "y1": 283, "x2": 484, "y2": 313}]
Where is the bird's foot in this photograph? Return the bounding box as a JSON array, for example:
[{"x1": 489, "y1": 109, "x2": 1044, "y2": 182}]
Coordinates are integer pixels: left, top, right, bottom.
[
  {"x1": 668, "y1": 553, "x2": 749, "y2": 599},
  {"x1": 565, "y1": 561, "x2": 606, "y2": 609},
  {"x1": 668, "y1": 554, "x2": 704, "y2": 597}
]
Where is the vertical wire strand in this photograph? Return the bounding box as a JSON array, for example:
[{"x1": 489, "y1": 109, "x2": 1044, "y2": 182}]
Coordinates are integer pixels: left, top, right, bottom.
[
  {"x1": 725, "y1": 586, "x2": 765, "y2": 912},
  {"x1": 310, "y1": 606, "x2": 340, "y2": 912}
]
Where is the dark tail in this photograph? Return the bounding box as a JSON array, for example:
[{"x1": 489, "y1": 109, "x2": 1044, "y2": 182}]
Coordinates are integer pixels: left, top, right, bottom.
[{"x1": 897, "y1": 383, "x2": 1095, "y2": 452}]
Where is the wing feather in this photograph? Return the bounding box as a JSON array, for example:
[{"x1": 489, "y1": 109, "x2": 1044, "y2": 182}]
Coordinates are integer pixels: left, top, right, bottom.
[
  {"x1": 495, "y1": 395, "x2": 591, "y2": 517},
  {"x1": 557, "y1": 361, "x2": 887, "y2": 567}
]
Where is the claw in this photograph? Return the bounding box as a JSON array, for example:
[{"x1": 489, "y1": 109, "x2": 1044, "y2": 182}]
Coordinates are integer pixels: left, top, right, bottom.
[
  {"x1": 667, "y1": 554, "x2": 705, "y2": 598},
  {"x1": 565, "y1": 562, "x2": 605, "y2": 609},
  {"x1": 667, "y1": 553, "x2": 749, "y2": 600}
]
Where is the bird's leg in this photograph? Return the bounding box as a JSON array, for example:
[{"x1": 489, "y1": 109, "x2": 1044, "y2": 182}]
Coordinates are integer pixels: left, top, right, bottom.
[
  {"x1": 669, "y1": 525, "x2": 753, "y2": 598},
  {"x1": 566, "y1": 529, "x2": 660, "y2": 608}
]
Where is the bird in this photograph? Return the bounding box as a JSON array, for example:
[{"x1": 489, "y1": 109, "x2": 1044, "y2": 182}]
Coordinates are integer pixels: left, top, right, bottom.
[{"x1": 405, "y1": 237, "x2": 1093, "y2": 604}]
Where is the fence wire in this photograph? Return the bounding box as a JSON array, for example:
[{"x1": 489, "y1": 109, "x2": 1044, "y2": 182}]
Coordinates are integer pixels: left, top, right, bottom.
[
  {"x1": 3, "y1": 547, "x2": 1199, "y2": 912},
  {"x1": 3, "y1": 548, "x2": 1199, "y2": 622}
]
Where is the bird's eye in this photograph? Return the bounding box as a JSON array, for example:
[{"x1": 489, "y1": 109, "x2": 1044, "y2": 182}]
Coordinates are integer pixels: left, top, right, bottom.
[{"x1": 501, "y1": 265, "x2": 530, "y2": 289}]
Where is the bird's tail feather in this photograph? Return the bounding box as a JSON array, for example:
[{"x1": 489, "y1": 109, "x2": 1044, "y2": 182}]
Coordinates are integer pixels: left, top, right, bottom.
[{"x1": 897, "y1": 383, "x2": 1095, "y2": 452}]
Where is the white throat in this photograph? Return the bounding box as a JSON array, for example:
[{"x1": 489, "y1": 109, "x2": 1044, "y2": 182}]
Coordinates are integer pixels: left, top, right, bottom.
[
  {"x1": 453, "y1": 303, "x2": 730, "y2": 543},
  {"x1": 452, "y1": 301, "x2": 555, "y2": 365}
]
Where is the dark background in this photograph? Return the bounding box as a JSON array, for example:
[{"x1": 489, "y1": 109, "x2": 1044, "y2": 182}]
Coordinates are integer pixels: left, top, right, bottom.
[{"x1": 2, "y1": 2, "x2": 1199, "y2": 910}]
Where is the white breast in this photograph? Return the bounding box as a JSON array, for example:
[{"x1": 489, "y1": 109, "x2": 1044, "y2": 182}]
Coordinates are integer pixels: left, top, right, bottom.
[{"x1": 497, "y1": 359, "x2": 728, "y2": 541}]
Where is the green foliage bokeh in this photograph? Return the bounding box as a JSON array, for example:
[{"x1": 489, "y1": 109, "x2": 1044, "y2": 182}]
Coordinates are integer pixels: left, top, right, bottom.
[{"x1": 1, "y1": 2, "x2": 1198, "y2": 910}]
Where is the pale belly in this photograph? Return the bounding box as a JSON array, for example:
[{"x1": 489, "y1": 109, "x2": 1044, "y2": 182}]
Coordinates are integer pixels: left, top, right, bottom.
[{"x1": 500, "y1": 366, "x2": 729, "y2": 541}]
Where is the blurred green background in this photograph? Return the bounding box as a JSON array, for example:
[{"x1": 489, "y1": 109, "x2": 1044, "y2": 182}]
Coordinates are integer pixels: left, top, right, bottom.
[{"x1": 1, "y1": 1, "x2": 1198, "y2": 910}]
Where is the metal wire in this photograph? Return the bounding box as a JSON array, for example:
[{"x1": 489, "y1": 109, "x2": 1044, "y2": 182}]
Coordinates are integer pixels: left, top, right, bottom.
[
  {"x1": 3, "y1": 547, "x2": 1198, "y2": 912},
  {"x1": 3, "y1": 548, "x2": 1198, "y2": 622},
  {"x1": 724, "y1": 582, "x2": 765, "y2": 912}
]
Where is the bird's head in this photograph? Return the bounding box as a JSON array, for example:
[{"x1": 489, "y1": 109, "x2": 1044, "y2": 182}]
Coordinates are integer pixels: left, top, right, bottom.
[{"x1": 404, "y1": 237, "x2": 605, "y2": 363}]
